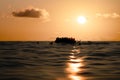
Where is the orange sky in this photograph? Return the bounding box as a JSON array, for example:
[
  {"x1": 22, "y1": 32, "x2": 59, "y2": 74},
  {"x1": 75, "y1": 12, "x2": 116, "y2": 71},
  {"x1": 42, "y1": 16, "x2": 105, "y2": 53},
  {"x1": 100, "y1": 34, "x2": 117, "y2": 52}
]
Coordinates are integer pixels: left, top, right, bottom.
[{"x1": 0, "y1": 0, "x2": 120, "y2": 41}]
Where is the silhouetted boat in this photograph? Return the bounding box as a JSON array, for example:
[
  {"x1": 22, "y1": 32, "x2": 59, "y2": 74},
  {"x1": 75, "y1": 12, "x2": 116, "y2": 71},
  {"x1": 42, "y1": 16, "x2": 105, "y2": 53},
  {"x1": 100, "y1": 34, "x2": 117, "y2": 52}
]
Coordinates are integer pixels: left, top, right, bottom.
[{"x1": 55, "y1": 37, "x2": 76, "y2": 44}]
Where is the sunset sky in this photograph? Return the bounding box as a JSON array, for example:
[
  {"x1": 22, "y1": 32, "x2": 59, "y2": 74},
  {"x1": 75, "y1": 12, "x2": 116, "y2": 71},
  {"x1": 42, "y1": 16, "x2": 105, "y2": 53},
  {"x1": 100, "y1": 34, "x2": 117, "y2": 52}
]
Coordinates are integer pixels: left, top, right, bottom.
[{"x1": 0, "y1": 0, "x2": 120, "y2": 41}]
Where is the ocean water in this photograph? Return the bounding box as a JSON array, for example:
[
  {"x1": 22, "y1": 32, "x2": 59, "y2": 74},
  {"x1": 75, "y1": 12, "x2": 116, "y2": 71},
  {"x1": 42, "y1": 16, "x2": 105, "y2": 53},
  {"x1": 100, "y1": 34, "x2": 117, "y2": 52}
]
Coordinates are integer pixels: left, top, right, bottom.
[{"x1": 0, "y1": 41, "x2": 120, "y2": 80}]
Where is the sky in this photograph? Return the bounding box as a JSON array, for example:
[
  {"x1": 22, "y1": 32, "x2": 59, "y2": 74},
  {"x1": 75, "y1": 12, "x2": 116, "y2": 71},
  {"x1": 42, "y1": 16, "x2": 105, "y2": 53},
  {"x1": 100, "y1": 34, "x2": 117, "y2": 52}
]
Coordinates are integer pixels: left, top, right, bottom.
[{"x1": 0, "y1": 0, "x2": 120, "y2": 41}]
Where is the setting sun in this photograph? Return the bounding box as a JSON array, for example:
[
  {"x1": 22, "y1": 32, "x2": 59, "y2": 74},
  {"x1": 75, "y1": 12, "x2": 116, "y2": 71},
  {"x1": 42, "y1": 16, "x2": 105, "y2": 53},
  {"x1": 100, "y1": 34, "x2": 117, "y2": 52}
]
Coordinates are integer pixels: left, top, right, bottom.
[
  {"x1": 0, "y1": 0, "x2": 120, "y2": 41},
  {"x1": 77, "y1": 16, "x2": 87, "y2": 24}
]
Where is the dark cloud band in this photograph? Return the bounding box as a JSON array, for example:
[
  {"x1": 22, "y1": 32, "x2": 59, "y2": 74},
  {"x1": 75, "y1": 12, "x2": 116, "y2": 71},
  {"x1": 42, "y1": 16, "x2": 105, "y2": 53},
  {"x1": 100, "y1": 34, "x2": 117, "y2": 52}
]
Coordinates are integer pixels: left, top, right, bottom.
[{"x1": 12, "y1": 8, "x2": 49, "y2": 19}]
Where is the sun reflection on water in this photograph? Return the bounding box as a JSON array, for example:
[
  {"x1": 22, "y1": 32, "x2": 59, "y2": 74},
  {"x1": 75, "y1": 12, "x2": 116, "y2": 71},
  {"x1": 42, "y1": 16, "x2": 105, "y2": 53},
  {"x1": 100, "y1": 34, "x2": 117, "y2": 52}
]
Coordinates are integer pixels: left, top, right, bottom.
[{"x1": 66, "y1": 46, "x2": 86, "y2": 80}]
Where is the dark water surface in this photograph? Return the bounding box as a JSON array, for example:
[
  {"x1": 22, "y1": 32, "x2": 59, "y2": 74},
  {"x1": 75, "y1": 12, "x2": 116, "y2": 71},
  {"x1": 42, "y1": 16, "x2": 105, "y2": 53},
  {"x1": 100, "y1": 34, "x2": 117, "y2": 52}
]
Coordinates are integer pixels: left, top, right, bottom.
[{"x1": 0, "y1": 41, "x2": 120, "y2": 80}]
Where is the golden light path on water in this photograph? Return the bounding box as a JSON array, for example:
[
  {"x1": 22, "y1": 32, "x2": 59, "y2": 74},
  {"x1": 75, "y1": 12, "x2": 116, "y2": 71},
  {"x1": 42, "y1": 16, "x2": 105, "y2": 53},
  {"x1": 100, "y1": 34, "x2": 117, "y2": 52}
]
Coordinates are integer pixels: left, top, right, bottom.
[{"x1": 66, "y1": 46, "x2": 86, "y2": 80}]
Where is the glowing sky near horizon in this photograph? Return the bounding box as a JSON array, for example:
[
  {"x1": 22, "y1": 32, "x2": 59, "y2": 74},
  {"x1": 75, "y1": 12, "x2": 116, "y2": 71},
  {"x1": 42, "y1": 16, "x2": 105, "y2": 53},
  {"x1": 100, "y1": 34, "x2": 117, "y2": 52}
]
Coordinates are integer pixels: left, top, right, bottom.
[{"x1": 0, "y1": 0, "x2": 120, "y2": 41}]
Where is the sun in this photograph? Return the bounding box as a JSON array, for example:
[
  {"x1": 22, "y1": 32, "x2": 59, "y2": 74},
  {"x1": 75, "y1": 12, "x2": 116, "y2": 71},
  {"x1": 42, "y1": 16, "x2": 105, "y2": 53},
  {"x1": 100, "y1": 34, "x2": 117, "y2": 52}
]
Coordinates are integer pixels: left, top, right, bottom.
[{"x1": 77, "y1": 16, "x2": 87, "y2": 24}]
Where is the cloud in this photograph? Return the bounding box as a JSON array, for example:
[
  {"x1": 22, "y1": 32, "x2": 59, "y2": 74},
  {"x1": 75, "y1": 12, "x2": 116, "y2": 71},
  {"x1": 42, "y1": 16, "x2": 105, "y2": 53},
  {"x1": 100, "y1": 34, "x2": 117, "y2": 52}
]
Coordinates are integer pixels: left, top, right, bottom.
[
  {"x1": 96, "y1": 13, "x2": 120, "y2": 19},
  {"x1": 12, "y1": 8, "x2": 50, "y2": 20}
]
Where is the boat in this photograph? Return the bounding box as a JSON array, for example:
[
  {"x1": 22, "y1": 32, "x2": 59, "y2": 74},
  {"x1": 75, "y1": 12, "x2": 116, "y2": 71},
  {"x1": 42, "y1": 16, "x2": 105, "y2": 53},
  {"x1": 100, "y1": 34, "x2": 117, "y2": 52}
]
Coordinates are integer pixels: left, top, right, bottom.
[{"x1": 55, "y1": 37, "x2": 76, "y2": 44}]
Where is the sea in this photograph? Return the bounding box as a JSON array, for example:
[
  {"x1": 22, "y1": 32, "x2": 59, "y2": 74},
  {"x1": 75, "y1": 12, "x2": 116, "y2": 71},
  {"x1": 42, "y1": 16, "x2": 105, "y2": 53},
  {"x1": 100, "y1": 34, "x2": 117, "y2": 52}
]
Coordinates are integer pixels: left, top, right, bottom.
[{"x1": 0, "y1": 41, "x2": 120, "y2": 80}]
